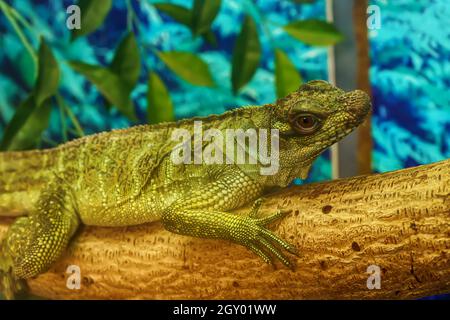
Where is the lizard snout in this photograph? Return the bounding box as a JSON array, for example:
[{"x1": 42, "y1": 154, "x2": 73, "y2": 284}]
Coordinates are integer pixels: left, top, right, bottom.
[{"x1": 342, "y1": 90, "x2": 372, "y2": 120}]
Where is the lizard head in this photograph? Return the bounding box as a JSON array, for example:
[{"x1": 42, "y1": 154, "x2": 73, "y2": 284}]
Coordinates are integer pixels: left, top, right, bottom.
[{"x1": 255, "y1": 80, "x2": 371, "y2": 186}]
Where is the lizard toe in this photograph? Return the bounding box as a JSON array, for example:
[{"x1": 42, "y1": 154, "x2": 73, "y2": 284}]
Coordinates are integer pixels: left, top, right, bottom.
[{"x1": 238, "y1": 215, "x2": 298, "y2": 270}]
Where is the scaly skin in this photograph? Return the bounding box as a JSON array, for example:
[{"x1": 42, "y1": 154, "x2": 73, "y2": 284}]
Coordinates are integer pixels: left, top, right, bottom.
[{"x1": 0, "y1": 80, "x2": 371, "y2": 298}]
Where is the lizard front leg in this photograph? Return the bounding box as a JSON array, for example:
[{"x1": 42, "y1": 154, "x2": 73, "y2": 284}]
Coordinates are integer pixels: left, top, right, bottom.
[
  {"x1": 0, "y1": 177, "x2": 79, "y2": 299},
  {"x1": 161, "y1": 167, "x2": 298, "y2": 268}
]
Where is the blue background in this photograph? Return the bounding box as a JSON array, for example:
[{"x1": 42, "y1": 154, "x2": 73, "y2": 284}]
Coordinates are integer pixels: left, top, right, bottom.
[
  {"x1": 0, "y1": 0, "x2": 332, "y2": 182},
  {"x1": 0, "y1": 0, "x2": 449, "y2": 300},
  {"x1": 369, "y1": 0, "x2": 450, "y2": 172}
]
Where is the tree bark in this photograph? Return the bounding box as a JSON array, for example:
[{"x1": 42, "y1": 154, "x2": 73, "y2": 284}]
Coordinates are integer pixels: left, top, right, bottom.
[{"x1": 0, "y1": 159, "x2": 449, "y2": 300}]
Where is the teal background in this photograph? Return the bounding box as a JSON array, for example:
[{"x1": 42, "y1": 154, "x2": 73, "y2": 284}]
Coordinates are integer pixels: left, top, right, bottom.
[
  {"x1": 0, "y1": 0, "x2": 332, "y2": 183},
  {"x1": 0, "y1": 0, "x2": 449, "y2": 300},
  {"x1": 369, "y1": 0, "x2": 450, "y2": 172}
]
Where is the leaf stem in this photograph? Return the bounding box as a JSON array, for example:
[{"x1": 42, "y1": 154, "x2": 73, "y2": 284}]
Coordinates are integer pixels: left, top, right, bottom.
[
  {"x1": 126, "y1": 0, "x2": 143, "y2": 33},
  {"x1": 56, "y1": 93, "x2": 85, "y2": 137},
  {"x1": 9, "y1": 4, "x2": 36, "y2": 36},
  {"x1": 246, "y1": 0, "x2": 276, "y2": 50},
  {"x1": 57, "y1": 99, "x2": 68, "y2": 142},
  {"x1": 126, "y1": 0, "x2": 134, "y2": 32},
  {"x1": 41, "y1": 135, "x2": 58, "y2": 147},
  {"x1": 0, "y1": 0, "x2": 37, "y2": 69}
]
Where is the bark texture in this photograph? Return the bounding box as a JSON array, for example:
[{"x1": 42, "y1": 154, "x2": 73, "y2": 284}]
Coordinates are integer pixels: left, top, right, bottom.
[{"x1": 0, "y1": 160, "x2": 449, "y2": 300}]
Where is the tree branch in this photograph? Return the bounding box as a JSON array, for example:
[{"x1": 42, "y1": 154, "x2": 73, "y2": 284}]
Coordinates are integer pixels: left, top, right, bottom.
[{"x1": 1, "y1": 160, "x2": 449, "y2": 299}]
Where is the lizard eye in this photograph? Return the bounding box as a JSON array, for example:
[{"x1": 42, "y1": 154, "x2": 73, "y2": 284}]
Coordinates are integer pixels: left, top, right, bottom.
[{"x1": 289, "y1": 113, "x2": 321, "y2": 135}]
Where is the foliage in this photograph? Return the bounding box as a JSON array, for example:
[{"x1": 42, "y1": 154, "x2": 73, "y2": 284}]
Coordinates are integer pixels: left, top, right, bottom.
[
  {"x1": 1, "y1": 40, "x2": 59, "y2": 150},
  {"x1": 110, "y1": 32, "x2": 141, "y2": 92},
  {"x1": 274, "y1": 49, "x2": 302, "y2": 99},
  {"x1": 231, "y1": 15, "x2": 261, "y2": 94},
  {"x1": 284, "y1": 19, "x2": 343, "y2": 46},
  {"x1": 69, "y1": 31, "x2": 140, "y2": 121},
  {"x1": 71, "y1": 0, "x2": 112, "y2": 40},
  {"x1": 69, "y1": 61, "x2": 137, "y2": 121},
  {"x1": 191, "y1": 0, "x2": 222, "y2": 36},
  {"x1": 147, "y1": 72, "x2": 174, "y2": 124},
  {"x1": 156, "y1": 51, "x2": 214, "y2": 87},
  {"x1": 153, "y1": 1, "x2": 218, "y2": 45},
  {"x1": 0, "y1": 0, "x2": 342, "y2": 153}
]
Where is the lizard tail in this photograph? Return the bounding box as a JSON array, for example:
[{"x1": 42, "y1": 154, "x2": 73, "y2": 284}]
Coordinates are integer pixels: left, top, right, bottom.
[{"x1": 0, "y1": 149, "x2": 57, "y2": 217}]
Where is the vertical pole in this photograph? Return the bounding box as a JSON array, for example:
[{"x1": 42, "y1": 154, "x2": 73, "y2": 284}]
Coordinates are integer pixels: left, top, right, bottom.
[
  {"x1": 353, "y1": 0, "x2": 373, "y2": 174},
  {"x1": 326, "y1": 0, "x2": 340, "y2": 180}
]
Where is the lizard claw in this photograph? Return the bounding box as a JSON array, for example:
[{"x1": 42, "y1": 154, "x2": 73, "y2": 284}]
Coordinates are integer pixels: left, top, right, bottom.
[
  {"x1": 248, "y1": 197, "x2": 266, "y2": 218},
  {"x1": 234, "y1": 210, "x2": 298, "y2": 270},
  {"x1": 256, "y1": 209, "x2": 292, "y2": 226}
]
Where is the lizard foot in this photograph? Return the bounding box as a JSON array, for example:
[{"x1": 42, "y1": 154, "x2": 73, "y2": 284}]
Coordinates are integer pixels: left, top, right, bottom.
[
  {"x1": 0, "y1": 250, "x2": 27, "y2": 300},
  {"x1": 237, "y1": 209, "x2": 299, "y2": 270},
  {"x1": 248, "y1": 197, "x2": 266, "y2": 218}
]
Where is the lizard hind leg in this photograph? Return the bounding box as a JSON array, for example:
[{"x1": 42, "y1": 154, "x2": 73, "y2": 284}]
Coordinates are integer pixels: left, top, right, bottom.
[{"x1": 0, "y1": 181, "x2": 79, "y2": 299}]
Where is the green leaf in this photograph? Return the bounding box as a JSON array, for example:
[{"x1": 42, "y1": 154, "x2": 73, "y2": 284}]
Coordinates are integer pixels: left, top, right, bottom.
[
  {"x1": 72, "y1": 0, "x2": 112, "y2": 40},
  {"x1": 154, "y1": 3, "x2": 192, "y2": 26},
  {"x1": 110, "y1": 32, "x2": 141, "y2": 91},
  {"x1": 8, "y1": 99, "x2": 52, "y2": 151},
  {"x1": 203, "y1": 30, "x2": 218, "y2": 46},
  {"x1": 274, "y1": 49, "x2": 302, "y2": 99},
  {"x1": 0, "y1": 95, "x2": 51, "y2": 151},
  {"x1": 69, "y1": 61, "x2": 137, "y2": 121},
  {"x1": 192, "y1": 0, "x2": 222, "y2": 36},
  {"x1": 154, "y1": 3, "x2": 218, "y2": 45},
  {"x1": 284, "y1": 19, "x2": 344, "y2": 46},
  {"x1": 1, "y1": 95, "x2": 34, "y2": 150},
  {"x1": 17, "y1": 50, "x2": 36, "y2": 89},
  {"x1": 0, "y1": 40, "x2": 59, "y2": 151},
  {"x1": 231, "y1": 16, "x2": 261, "y2": 94},
  {"x1": 34, "y1": 40, "x2": 60, "y2": 107},
  {"x1": 156, "y1": 51, "x2": 214, "y2": 87},
  {"x1": 147, "y1": 72, "x2": 175, "y2": 124}
]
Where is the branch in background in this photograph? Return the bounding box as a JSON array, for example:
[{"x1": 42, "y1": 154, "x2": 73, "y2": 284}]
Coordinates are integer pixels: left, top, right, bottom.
[
  {"x1": 353, "y1": 0, "x2": 373, "y2": 174},
  {"x1": 1, "y1": 159, "x2": 449, "y2": 299}
]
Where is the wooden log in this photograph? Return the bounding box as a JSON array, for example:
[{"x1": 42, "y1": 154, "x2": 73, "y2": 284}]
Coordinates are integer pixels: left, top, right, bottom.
[{"x1": 0, "y1": 159, "x2": 449, "y2": 299}]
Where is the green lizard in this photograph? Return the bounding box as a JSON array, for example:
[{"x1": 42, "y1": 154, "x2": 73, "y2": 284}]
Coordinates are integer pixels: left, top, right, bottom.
[{"x1": 0, "y1": 80, "x2": 370, "y2": 299}]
